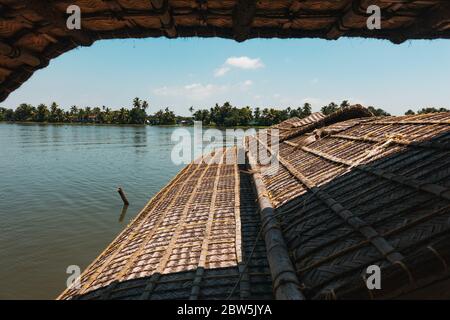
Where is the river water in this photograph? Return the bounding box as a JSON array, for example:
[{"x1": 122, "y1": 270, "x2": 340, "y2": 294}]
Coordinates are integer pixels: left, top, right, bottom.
[{"x1": 0, "y1": 123, "x2": 227, "y2": 299}]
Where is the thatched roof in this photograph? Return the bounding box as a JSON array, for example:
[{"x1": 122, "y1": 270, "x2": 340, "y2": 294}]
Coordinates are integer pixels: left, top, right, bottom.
[
  {"x1": 59, "y1": 106, "x2": 450, "y2": 300},
  {"x1": 271, "y1": 112, "x2": 326, "y2": 140},
  {"x1": 1, "y1": 1, "x2": 449, "y2": 102},
  {"x1": 249, "y1": 106, "x2": 450, "y2": 299},
  {"x1": 60, "y1": 147, "x2": 274, "y2": 300}
]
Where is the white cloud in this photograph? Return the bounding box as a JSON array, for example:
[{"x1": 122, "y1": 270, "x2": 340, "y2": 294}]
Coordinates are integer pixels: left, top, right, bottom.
[
  {"x1": 214, "y1": 56, "x2": 264, "y2": 77},
  {"x1": 214, "y1": 66, "x2": 230, "y2": 77},
  {"x1": 225, "y1": 56, "x2": 264, "y2": 70}
]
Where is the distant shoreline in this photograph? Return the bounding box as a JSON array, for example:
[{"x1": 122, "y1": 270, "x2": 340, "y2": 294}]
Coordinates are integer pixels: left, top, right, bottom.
[{"x1": 0, "y1": 121, "x2": 268, "y2": 129}]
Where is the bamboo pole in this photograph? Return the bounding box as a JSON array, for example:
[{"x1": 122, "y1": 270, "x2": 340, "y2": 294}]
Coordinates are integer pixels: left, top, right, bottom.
[{"x1": 246, "y1": 149, "x2": 305, "y2": 300}]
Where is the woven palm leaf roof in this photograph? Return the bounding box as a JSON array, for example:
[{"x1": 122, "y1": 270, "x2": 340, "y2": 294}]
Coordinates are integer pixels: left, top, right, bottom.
[
  {"x1": 248, "y1": 106, "x2": 450, "y2": 299},
  {"x1": 270, "y1": 112, "x2": 327, "y2": 140},
  {"x1": 60, "y1": 147, "x2": 274, "y2": 300},
  {"x1": 59, "y1": 106, "x2": 450, "y2": 300},
  {"x1": 1, "y1": 0, "x2": 450, "y2": 102}
]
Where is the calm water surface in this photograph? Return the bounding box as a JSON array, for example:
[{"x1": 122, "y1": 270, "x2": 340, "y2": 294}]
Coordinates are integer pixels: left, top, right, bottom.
[{"x1": 0, "y1": 123, "x2": 200, "y2": 299}]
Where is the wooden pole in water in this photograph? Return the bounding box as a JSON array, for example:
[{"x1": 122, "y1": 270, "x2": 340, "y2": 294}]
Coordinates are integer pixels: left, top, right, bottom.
[{"x1": 117, "y1": 187, "x2": 130, "y2": 206}]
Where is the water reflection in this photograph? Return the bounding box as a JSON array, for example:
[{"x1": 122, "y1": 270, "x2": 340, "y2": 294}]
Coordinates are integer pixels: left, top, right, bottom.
[
  {"x1": 132, "y1": 126, "x2": 147, "y2": 154},
  {"x1": 118, "y1": 205, "x2": 129, "y2": 223},
  {"x1": 0, "y1": 123, "x2": 186, "y2": 299},
  {"x1": 0, "y1": 123, "x2": 257, "y2": 299}
]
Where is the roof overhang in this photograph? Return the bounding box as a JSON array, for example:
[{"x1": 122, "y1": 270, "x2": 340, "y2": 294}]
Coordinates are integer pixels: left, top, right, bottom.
[{"x1": 0, "y1": 0, "x2": 449, "y2": 102}]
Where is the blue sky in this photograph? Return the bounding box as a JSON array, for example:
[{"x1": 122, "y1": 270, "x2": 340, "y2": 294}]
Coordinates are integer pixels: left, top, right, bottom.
[{"x1": 1, "y1": 37, "x2": 449, "y2": 116}]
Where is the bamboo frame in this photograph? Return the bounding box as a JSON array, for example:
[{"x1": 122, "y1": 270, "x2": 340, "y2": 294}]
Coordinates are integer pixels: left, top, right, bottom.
[{"x1": 246, "y1": 148, "x2": 304, "y2": 300}]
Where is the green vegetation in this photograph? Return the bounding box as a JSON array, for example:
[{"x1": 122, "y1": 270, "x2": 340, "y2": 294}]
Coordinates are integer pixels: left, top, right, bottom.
[
  {"x1": 404, "y1": 107, "x2": 449, "y2": 115},
  {"x1": 318, "y1": 100, "x2": 390, "y2": 117},
  {"x1": 1, "y1": 98, "x2": 448, "y2": 127},
  {"x1": 149, "y1": 108, "x2": 177, "y2": 125},
  {"x1": 0, "y1": 98, "x2": 150, "y2": 125},
  {"x1": 192, "y1": 102, "x2": 313, "y2": 127}
]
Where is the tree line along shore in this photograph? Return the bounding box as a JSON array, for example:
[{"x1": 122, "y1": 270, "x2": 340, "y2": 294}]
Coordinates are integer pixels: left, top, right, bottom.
[{"x1": 0, "y1": 97, "x2": 448, "y2": 127}]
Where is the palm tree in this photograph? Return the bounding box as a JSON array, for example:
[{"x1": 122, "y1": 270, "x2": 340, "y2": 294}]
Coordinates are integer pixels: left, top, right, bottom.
[
  {"x1": 254, "y1": 107, "x2": 261, "y2": 122},
  {"x1": 92, "y1": 107, "x2": 102, "y2": 123},
  {"x1": 104, "y1": 107, "x2": 112, "y2": 123},
  {"x1": 35, "y1": 104, "x2": 49, "y2": 122},
  {"x1": 56, "y1": 108, "x2": 64, "y2": 122},
  {"x1": 340, "y1": 100, "x2": 350, "y2": 108},
  {"x1": 119, "y1": 108, "x2": 129, "y2": 124},
  {"x1": 321, "y1": 102, "x2": 339, "y2": 115},
  {"x1": 85, "y1": 107, "x2": 92, "y2": 122},
  {"x1": 49, "y1": 102, "x2": 60, "y2": 122},
  {"x1": 302, "y1": 103, "x2": 312, "y2": 117},
  {"x1": 77, "y1": 109, "x2": 85, "y2": 122},
  {"x1": 70, "y1": 105, "x2": 78, "y2": 115},
  {"x1": 133, "y1": 97, "x2": 141, "y2": 109}
]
